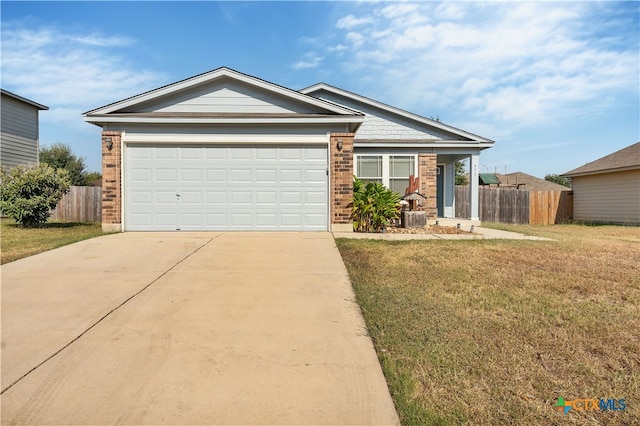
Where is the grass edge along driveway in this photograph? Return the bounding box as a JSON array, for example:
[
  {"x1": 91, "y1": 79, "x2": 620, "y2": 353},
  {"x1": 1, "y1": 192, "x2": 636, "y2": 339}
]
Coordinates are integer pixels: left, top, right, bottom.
[
  {"x1": 336, "y1": 224, "x2": 639, "y2": 425},
  {"x1": 1, "y1": 219, "x2": 105, "y2": 264}
]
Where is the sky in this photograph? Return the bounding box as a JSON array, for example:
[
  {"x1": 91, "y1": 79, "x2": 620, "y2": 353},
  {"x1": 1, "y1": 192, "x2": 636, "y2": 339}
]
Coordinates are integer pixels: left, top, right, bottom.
[{"x1": 1, "y1": 1, "x2": 638, "y2": 178}]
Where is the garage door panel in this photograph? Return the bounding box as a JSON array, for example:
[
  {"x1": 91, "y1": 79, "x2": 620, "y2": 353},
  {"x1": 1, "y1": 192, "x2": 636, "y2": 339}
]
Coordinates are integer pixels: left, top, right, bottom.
[
  {"x1": 230, "y1": 148, "x2": 251, "y2": 160},
  {"x1": 256, "y1": 148, "x2": 277, "y2": 160},
  {"x1": 256, "y1": 191, "x2": 277, "y2": 205},
  {"x1": 155, "y1": 147, "x2": 178, "y2": 159},
  {"x1": 206, "y1": 191, "x2": 227, "y2": 204},
  {"x1": 181, "y1": 169, "x2": 202, "y2": 181},
  {"x1": 205, "y1": 213, "x2": 226, "y2": 226},
  {"x1": 231, "y1": 169, "x2": 252, "y2": 183},
  {"x1": 155, "y1": 191, "x2": 177, "y2": 205},
  {"x1": 129, "y1": 169, "x2": 152, "y2": 182},
  {"x1": 126, "y1": 145, "x2": 327, "y2": 231},
  {"x1": 255, "y1": 169, "x2": 276, "y2": 183},
  {"x1": 206, "y1": 169, "x2": 226, "y2": 182},
  {"x1": 281, "y1": 170, "x2": 302, "y2": 182},
  {"x1": 180, "y1": 148, "x2": 202, "y2": 160},
  {"x1": 231, "y1": 191, "x2": 252, "y2": 204},
  {"x1": 156, "y1": 169, "x2": 177, "y2": 181},
  {"x1": 231, "y1": 213, "x2": 252, "y2": 226}
]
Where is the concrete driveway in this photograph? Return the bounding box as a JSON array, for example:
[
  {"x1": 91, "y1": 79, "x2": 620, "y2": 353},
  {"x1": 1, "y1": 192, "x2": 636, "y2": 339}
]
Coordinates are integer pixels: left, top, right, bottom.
[{"x1": 1, "y1": 233, "x2": 399, "y2": 425}]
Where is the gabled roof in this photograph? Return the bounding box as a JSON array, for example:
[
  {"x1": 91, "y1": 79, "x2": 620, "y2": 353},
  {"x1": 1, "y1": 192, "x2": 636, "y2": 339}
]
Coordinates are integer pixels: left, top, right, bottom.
[
  {"x1": 300, "y1": 82, "x2": 493, "y2": 144},
  {"x1": 83, "y1": 67, "x2": 363, "y2": 131},
  {"x1": 562, "y1": 142, "x2": 640, "y2": 177},
  {"x1": 1, "y1": 89, "x2": 49, "y2": 110},
  {"x1": 496, "y1": 172, "x2": 571, "y2": 191}
]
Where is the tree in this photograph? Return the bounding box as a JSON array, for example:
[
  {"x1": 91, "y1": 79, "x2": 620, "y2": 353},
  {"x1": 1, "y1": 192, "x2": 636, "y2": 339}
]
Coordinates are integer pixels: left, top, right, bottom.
[
  {"x1": 84, "y1": 171, "x2": 102, "y2": 186},
  {"x1": 455, "y1": 161, "x2": 468, "y2": 185},
  {"x1": 40, "y1": 143, "x2": 89, "y2": 186},
  {"x1": 0, "y1": 164, "x2": 71, "y2": 227},
  {"x1": 545, "y1": 174, "x2": 571, "y2": 188}
]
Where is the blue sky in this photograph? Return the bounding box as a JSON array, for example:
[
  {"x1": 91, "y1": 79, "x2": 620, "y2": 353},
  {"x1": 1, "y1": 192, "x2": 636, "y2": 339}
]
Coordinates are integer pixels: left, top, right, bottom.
[{"x1": 2, "y1": 1, "x2": 638, "y2": 177}]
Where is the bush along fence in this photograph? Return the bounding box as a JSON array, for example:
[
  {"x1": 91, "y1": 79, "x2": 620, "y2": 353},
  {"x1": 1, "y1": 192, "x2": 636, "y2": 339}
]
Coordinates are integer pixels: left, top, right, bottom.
[
  {"x1": 50, "y1": 186, "x2": 102, "y2": 222},
  {"x1": 455, "y1": 186, "x2": 573, "y2": 225}
]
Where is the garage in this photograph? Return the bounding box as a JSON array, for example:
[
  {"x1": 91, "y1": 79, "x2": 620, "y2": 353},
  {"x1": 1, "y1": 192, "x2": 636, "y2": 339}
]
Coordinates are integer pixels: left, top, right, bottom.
[
  {"x1": 125, "y1": 144, "x2": 328, "y2": 231},
  {"x1": 84, "y1": 67, "x2": 363, "y2": 232}
]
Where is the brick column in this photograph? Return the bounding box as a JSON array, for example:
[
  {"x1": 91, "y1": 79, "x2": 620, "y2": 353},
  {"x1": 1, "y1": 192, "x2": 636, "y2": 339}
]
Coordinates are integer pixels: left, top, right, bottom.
[
  {"x1": 329, "y1": 133, "x2": 355, "y2": 232},
  {"x1": 418, "y1": 153, "x2": 438, "y2": 219},
  {"x1": 101, "y1": 131, "x2": 122, "y2": 232}
]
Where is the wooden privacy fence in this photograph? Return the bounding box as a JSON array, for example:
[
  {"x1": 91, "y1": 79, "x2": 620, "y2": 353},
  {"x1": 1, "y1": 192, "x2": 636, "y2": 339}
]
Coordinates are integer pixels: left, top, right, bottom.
[
  {"x1": 50, "y1": 186, "x2": 102, "y2": 222},
  {"x1": 455, "y1": 186, "x2": 573, "y2": 225}
]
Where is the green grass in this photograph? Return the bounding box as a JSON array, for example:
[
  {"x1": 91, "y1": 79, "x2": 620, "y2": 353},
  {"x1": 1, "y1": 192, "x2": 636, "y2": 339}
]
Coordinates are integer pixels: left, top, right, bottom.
[
  {"x1": 337, "y1": 224, "x2": 639, "y2": 425},
  {"x1": 1, "y1": 219, "x2": 105, "y2": 264}
]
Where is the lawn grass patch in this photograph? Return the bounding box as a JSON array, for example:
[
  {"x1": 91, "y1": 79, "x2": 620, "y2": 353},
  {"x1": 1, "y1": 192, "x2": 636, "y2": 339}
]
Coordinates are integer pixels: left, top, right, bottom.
[
  {"x1": 337, "y1": 224, "x2": 639, "y2": 425},
  {"x1": 1, "y1": 219, "x2": 105, "y2": 264}
]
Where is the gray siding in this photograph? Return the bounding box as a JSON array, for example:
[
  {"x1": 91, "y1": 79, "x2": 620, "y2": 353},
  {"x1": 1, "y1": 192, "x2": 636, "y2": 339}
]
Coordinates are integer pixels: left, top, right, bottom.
[
  {"x1": 123, "y1": 80, "x2": 326, "y2": 115},
  {"x1": 572, "y1": 170, "x2": 640, "y2": 225},
  {"x1": 1, "y1": 94, "x2": 40, "y2": 168},
  {"x1": 310, "y1": 90, "x2": 458, "y2": 140}
]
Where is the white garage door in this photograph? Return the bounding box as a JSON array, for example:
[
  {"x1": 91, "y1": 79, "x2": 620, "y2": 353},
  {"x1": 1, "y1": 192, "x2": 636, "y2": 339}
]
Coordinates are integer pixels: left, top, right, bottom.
[{"x1": 125, "y1": 145, "x2": 328, "y2": 231}]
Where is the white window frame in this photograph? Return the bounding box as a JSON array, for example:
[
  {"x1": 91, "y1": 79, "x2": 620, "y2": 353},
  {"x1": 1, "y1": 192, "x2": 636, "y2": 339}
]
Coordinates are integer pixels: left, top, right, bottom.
[{"x1": 354, "y1": 153, "x2": 418, "y2": 192}]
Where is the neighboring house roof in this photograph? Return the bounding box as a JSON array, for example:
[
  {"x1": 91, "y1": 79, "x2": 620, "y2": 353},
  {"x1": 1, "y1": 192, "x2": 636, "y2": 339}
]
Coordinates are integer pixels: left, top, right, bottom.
[
  {"x1": 1, "y1": 89, "x2": 49, "y2": 110},
  {"x1": 496, "y1": 172, "x2": 571, "y2": 191},
  {"x1": 300, "y1": 82, "x2": 494, "y2": 146},
  {"x1": 84, "y1": 67, "x2": 364, "y2": 132},
  {"x1": 562, "y1": 142, "x2": 640, "y2": 177}
]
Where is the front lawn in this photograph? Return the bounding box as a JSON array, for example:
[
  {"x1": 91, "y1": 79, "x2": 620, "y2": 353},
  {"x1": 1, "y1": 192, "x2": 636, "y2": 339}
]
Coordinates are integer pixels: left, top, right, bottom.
[
  {"x1": 1, "y1": 219, "x2": 104, "y2": 264},
  {"x1": 337, "y1": 224, "x2": 639, "y2": 425}
]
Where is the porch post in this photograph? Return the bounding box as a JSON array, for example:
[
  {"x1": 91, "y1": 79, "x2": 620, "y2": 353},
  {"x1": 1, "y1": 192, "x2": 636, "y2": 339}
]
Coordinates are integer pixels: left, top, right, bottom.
[{"x1": 469, "y1": 152, "x2": 480, "y2": 221}]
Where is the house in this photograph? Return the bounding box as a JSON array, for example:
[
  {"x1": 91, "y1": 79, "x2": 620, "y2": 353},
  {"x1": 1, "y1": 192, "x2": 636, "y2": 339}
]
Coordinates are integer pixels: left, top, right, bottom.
[
  {"x1": 562, "y1": 142, "x2": 639, "y2": 225},
  {"x1": 1, "y1": 89, "x2": 49, "y2": 169},
  {"x1": 494, "y1": 172, "x2": 571, "y2": 191},
  {"x1": 83, "y1": 67, "x2": 493, "y2": 232}
]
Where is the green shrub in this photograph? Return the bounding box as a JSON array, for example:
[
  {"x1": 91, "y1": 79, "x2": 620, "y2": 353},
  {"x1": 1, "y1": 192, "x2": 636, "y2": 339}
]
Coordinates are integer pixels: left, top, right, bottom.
[
  {"x1": 1, "y1": 164, "x2": 71, "y2": 227},
  {"x1": 352, "y1": 176, "x2": 401, "y2": 232}
]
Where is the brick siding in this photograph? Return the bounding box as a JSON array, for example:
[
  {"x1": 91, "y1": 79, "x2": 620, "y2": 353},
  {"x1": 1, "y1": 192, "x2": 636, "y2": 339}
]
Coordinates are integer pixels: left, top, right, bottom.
[
  {"x1": 418, "y1": 153, "x2": 437, "y2": 219},
  {"x1": 330, "y1": 133, "x2": 355, "y2": 227},
  {"x1": 101, "y1": 131, "x2": 122, "y2": 231}
]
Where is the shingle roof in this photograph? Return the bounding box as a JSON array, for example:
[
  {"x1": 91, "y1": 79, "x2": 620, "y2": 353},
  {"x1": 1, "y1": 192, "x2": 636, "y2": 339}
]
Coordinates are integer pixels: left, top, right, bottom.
[
  {"x1": 495, "y1": 172, "x2": 571, "y2": 191},
  {"x1": 562, "y1": 142, "x2": 640, "y2": 177}
]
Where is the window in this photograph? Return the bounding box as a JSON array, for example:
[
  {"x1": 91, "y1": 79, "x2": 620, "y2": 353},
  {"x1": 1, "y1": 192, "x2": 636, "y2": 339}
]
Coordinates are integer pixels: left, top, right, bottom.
[
  {"x1": 355, "y1": 154, "x2": 417, "y2": 194},
  {"x1": 389, "y1": 156, "x2": 415, "y2": 194},
  {"x1": 356, "y1": 155, "x2": 383, "y2": 184}
]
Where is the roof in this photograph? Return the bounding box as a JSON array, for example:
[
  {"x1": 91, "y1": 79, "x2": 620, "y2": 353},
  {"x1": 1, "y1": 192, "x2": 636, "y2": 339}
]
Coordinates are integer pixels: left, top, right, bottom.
[
  {"x1": 479, "y1": 173, "x2": 501, "y2": 185},
  {"x1": 1, "y1": 89, "x2": 49, "y2": 110},
  {"x1": 562, "y1": 142, "x2": 640, "y2": 177},
  {"x1": 83, "y1": 67, "x2": 364, "y2": 132},
  {"x1": 300, "y1": 82, "x2": 494, "y2": 144},
  {"x1": 495, "y1": 172, "x2": 571, "y2": 191}
]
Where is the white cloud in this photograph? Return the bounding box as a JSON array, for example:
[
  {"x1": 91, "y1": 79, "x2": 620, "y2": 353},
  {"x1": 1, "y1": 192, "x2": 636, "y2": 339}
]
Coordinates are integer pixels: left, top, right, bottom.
[
  {"x1": 336, "y1": 15, "x2": 374, "y2": 30},
  {"x1": 316, "y1": 1, "x2": 638, "y2": 132},
  {"x1": 292, "y1": 52, "x2": 324, "y2": 70},
  {"x1": 1, "y1": 24, "x2": 165, "y2": 111}
]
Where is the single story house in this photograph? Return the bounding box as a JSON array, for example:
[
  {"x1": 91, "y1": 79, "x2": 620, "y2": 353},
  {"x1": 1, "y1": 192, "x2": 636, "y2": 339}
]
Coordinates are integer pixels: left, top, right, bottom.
[
  {"x1": 562, "y1": 142, "x2": 639, "y2": 225},
  {"x1": 84, "y1": 67, "x2": 493, "y2": 232},
  {"x1": 1, "y1": 89, "x2": 49, "y2": 169}
]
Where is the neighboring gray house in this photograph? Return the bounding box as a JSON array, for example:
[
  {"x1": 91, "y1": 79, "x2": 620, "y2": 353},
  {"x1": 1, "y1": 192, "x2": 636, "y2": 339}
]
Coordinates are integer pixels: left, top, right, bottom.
[
  {"x1": 1, "y1": 89, "x2": 49, "y2": 169},
  {"x1": 84, "y1": 67, "x2": 493, "y2": 232},
  {"x1": 562, "y1": 142, "x2": 640, "y2": 225}
]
